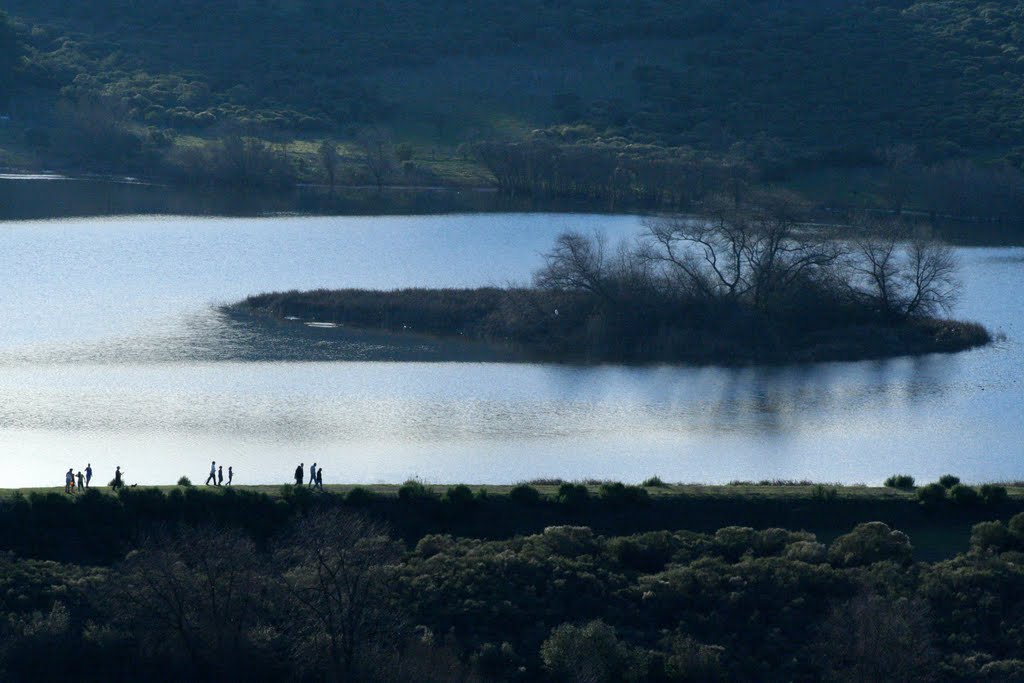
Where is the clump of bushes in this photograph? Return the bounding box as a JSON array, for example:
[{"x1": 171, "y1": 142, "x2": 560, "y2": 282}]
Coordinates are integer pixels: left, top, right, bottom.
[
  {"x1": 642, "y1": 476, "x2": 668, "y2": 488},
  {"x1": 398, "y1": 479, "x2": 437, "y2": 502},
  {"x1": 599, "y1": 482, "x2": 649, "y2": 506},
  {"x1": 784, "y1": 540, "x2": 828, "y2": 564},
  {"x1": 444, "y1": 484, "x2": 474, "y2": 507},
  {"x1": 980, "y1": 484, "x2": 1009, "y2": 506},
  {"x1": 939, "y1": 474, "x2": 961, "y2": 489},
  {"x1": 949, "y1": 484, "x2": 981, "y2": 506},
  {"x1": 177, "y1": 476, "x2": 192, "y2": 487},
  {"x1": 540, "y1": 620, "x2": 634, "y2": 682},
  {"x1": 970, "y1": 520, "x2": 1012, "y2": 552},
  {"x1": 556, "y1": 483, "x2": 590, "y2": 507},
  {"x1": 885, "y1": 474, "x2": 916, "y2": 490},
  {"x1": 345, "y1": 486, "x2": 377, "y2": 506},
  {"x1": 828, "y1": 521, "x2": 913, "y2": 567},
  {"x1": 508, "y1": 484, "x2": 542, "y2": 505},
  {"x1": 917, "y1": 482, "x2": 948, "y2": 506}
]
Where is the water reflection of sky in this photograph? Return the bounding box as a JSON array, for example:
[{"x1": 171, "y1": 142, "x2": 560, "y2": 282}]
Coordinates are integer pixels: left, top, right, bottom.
[{"x1": 0, "y1": 215, "x2": 1020, "y2": 487}]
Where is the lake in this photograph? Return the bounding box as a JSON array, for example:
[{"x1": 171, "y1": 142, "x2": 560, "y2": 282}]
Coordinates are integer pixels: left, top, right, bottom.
[{"x1": 0, "y1": 211, "x2": 1021, "y2": 488}]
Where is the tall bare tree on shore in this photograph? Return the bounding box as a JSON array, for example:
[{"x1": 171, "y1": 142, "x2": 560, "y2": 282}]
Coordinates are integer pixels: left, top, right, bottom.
[
  {"x1": 319, "y1": 139, "x2": 340, "y2": 193},
  {"x1": 356, "y1": 127, "x2": 396, "y2": 191}
]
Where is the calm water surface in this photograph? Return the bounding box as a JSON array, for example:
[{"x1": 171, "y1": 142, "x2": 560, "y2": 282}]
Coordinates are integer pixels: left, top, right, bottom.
[{"x1": 0, "y1": 213, "x2": 1021, "y2": 487}]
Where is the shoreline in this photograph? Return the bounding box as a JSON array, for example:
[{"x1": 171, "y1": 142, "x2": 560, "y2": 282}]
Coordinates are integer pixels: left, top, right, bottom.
[
  {"x1": 2, "y1": 480, "x2": 1022, "y2": 562},
  {"x1": 6, "y1": 481, "x2": 1024, "y2": 504}
]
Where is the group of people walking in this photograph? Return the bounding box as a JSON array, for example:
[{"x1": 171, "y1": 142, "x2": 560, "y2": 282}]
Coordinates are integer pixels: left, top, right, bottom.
[
  {"x1": 64, "y1": 464, "x2": 93, "y2": 493},
  {"x1": 64, "y1": 464, "x2": 124, "y2": 492},
  {"x1": 61, "y1": 460, "x2": 333, "y2": 491},
  {"x1": 205, "y1": 461, "x2": 233, "y2": 486},
  {"x1": 294, "y1": 462, "x2": 324, "y2": 490}
]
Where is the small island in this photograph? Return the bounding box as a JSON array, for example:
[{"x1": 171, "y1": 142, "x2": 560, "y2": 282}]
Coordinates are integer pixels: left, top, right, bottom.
[{"x1": 232, "y1": 200, "x2": 991, "y2": 365}]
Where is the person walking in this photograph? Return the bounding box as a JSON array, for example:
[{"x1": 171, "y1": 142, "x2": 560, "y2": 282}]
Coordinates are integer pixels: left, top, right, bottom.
[
  {"x1": 316, "y1": 466, "x2": 323, "y2": 491},
  {"x1": 85, "y1": 463, "x2": 92, "y2": 488},
  {"x1": 113, "y1": 466, "x2": 123, "y2": 490},
  {"x1": 227, "y1": 466, "x2": 233, "y2": 486},
  {"x1": 217, "y1": 465, "x2": 224, "y2": 487},
  {"x1": 65, "y1": 468, "x2": 74, "y2": 494},
  {"x1": 76, "y1": 471, "x2": 85, "y2": 492},
  {"x1": 205, "y1": 461, "x2": 217, "y2": 486},
  {"x1": 308, "y1": 462, "x2": 317, "y2": 487},
  {"x1": 294, "y1": 463, "x2": 304, "y2": 486}
]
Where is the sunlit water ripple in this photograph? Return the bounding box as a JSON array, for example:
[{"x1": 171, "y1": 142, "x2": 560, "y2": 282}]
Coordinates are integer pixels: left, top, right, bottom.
[{"x1": 0, "y1": 213, "x2": 1020, "y2": 487}]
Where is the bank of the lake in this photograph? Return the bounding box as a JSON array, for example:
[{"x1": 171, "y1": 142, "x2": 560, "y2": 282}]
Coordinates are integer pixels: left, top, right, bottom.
[{"x1": 3, "y1": 480, "x2": 1022, "y2": 562}]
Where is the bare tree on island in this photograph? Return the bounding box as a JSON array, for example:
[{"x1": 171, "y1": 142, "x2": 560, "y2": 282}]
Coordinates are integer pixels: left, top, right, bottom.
[
  {"x1": 535, "y1": 193, "x2": 963, "y2": 327},
  {"x1": 642, "y1": 193, "x2": 843, "y2": 311},
  {"x1": 534, "y1": 232, "x2": 612, "y2": 301},
  {"x1": 845, "y1": 217, "x2": 960, "y2": 320}
]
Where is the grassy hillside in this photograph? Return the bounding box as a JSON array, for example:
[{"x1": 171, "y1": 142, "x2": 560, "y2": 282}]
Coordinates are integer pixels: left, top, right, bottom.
[{"x1": 3, "y1": 1, "x2": 1024, "y2": 212}]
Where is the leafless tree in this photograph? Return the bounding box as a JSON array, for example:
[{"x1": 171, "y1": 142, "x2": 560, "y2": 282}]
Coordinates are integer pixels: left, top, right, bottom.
[
  {"x1": 101, "y1": 527, "x2": 269, "y2": 681},
  {"x1": 534, "y1": 231, "x2": 656, "y2": 308},
  {"x1": 319, "y1": 139, "x2": 340, "y2": 193},
  {"x1": 642, "y1": 195, "x2": 843, "y2": 310},
  {"x1": 534, "y1": 231, "x2": 611, "y2": 299},
  {"x1": 813, "y1": 592, "x2": 937, "y2": 683},
  {"x1": 903, "y1": 235, "x2": 960, "y2": 316},
  {"x1": 846, "y1": 219, "x2": 960, "y2": 319},
  {"x1": 275, "y1": 510, "x2": 404, "y2": 682},
  {"x1": 356, "y1": 127, "x2": 396, "y2": 191}
]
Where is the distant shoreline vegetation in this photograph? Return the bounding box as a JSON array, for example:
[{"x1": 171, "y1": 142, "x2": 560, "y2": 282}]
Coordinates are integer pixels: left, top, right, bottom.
[{"x1": 231, "y1": 197, "x2": 991, "y2": 365}]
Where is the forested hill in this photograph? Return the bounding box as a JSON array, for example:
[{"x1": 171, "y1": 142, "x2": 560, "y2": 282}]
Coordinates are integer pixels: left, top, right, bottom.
[{"x1": 2, "y1": 1, "x2": 1024, "y2": 204}]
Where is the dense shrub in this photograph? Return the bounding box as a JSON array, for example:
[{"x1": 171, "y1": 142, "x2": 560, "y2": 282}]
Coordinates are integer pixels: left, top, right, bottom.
[
  {"x1": 970, "y1": 521, "x2": 1012, "y2": 553},
  {"x1": 713, "y1": 526, "x2": 758, "y2": 562},
  {"x1": 642, "y1": 476, "x2": 667, "y2": 488},
  {"x1": 556, "y1": 483, "x2": 590, "y2": 507},
  {"x1": 608, "y1": 531, "x2": 677, "y2": 573},
  {"x1": 177, "y1": 476, "x2": 192, "y2": 487},
  {"x1": 784, "y1": 540, "x2": 828, "y2": 564},
  {"x1": 398, "y1": 479, "x2": 436, "y2": 502},
  {"x1": 599, "y1": 482, "x2": 649, "y2": 506},
  {"x1": 939, "y1": 474, "x2": 962, "y2": 489},
  {"x1": 885, "y1": 475, "x2": 916, "y2": 490},
  {"x1": 663, "y1": 634, "x2": 726, "y2": 682},
  {"x1": 345, "y1": 486, "x2": 377, "y2": 506},
  {"x1": 828, "y1": 522, "x2": 913, "y2": 567},
  {"x1": 535, "y1": 525, "x2": 599, "y2": 557},
  {"x1": 917, "y1": 483, "x2": 948, "y2": 507},
  {"x1": 979, "y1": 660, "x2": 1024, "y2": 681},
  {"x1": 508, "y1": 484, "x2": 542, "y2": 506},
  {"x1": 949, "y1": 484, "x2": 981, "y2": 506},
  {"x1": 540, "y1": 620, "x2": 632, "y2": 683},
  {"x1": 444, "y1": 484, "x2": 475, "y2": 507},
  {"x1": 1009, "y1": 512, "x2": 1024, "y2": 538},
  {"x1": 980, "y1": 484, "x2": 1009, "y2": 506}
]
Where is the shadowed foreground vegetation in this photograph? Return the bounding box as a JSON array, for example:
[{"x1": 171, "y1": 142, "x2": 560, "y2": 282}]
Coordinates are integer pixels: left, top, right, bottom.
[
  {"x1": 2, "y1": 481, "x2": 1024, "y2": 681},
  {"x1": 235, "y1": 205, "x2": 990, "y2": 364}
]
